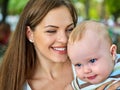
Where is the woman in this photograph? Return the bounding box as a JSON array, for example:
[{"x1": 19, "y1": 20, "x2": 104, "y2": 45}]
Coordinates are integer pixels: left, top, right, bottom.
[
  {"x1": 0, "y1": 0, "x2": 77, "y2": 90},
  {"x1": 0, "y1": 0, "x2": 119, "y2": 90}
]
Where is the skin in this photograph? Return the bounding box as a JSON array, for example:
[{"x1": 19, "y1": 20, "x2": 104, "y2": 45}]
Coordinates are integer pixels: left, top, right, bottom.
[
  {"x1": 68, "y1": 27, "x2": 117, "y2": 84},
  {"x1": 26, "y1": 6, "x2": 74, "y2": 90}
]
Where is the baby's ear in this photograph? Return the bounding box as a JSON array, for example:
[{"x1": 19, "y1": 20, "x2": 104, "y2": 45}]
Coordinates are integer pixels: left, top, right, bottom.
[{"x1": 110, "y1": 44, "x2": 117, "y2": 60}]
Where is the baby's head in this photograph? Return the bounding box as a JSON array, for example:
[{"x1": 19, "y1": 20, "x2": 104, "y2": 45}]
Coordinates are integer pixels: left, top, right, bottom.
[{"x1": 68, "y1": 20, "x2": 117, "y2": 84}]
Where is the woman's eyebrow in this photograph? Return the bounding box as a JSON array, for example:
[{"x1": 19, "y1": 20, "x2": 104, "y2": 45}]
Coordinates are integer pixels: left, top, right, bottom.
[
  {"x1": 45, "y1": 25, "x2": 59, "y2": 28},
  {"x1": 66, "y1": 23, "x2": 74, "y2": 28},
  {"x1": 45, "y1": 23, "x2": 74, "y2": 28}
]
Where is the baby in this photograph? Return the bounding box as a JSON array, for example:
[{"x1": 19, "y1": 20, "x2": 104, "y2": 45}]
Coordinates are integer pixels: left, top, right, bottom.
[{"x1": 67, "y1": 21, "x2": 120, "y2": 90}]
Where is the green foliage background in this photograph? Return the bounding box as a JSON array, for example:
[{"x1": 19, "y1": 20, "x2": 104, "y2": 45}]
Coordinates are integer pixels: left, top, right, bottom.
[
  {"x1": 0, "y1": 0, "x2": 120, "y2": 21},
  {"x1": 8, "y1": 0, "x2": 29, "y2": 15}
]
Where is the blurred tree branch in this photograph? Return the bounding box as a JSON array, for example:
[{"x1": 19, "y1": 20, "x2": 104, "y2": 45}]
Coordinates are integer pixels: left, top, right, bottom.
[{"x1": 0, "y1": 0, "x2": 9, "y2": 22}]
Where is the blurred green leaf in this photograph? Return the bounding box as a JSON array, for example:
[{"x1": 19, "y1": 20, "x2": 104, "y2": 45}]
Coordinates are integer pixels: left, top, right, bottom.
[{"x1": 8, "y1": 0, "x2": 29, "y2": 15}]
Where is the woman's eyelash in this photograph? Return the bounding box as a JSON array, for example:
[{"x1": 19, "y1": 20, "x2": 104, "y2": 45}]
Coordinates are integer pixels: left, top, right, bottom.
[
  {"x1": 46, "y1": 28, "x2": 74, "y2": 33},
  {"x1": 67, "y1": 28, "x2": 74, "y2": 32},
  {"x1": 46, "y1": 30, "x2": 56, "y2": 33}
]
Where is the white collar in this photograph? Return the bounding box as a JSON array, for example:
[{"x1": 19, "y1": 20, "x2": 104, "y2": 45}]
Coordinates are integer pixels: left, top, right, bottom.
[{"x1": 23, "y1": 82, "x2": 31, "y2": 90}]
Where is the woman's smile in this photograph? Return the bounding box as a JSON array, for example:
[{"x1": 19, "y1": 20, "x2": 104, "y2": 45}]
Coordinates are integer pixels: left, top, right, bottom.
[{"x1": 52, "y1": 47, "x2": 67, "y2": 54}]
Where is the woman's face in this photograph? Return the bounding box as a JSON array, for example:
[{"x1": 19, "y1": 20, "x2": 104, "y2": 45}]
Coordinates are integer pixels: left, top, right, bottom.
[{"x1": 27, "y1": 6, "x2": 74, "y2": 63}]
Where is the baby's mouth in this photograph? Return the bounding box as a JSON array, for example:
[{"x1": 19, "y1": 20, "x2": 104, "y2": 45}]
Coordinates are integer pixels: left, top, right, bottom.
[{"x1": 87, "y1": 75, "x2": 97, "y2": 80}]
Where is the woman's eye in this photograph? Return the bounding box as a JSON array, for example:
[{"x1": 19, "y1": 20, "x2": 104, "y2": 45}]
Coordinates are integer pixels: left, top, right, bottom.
[
  {"x1": 46, "y1": 30, "x2": 56, "y2": 33},
  {"x1": 90, "y1": 58, "x2": 97, "y2": 63},
  {"x1": 75, "y1": 64, "x2": 81, "y2": 67},
  {"x1": 66, "y1": 28, "x2": 74, "y2": 32}
]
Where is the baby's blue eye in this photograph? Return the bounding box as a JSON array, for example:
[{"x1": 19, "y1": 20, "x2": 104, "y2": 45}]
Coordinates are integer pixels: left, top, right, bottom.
[
  {"x1": 90, "y1": 59, "x2": 96, "y2": 63},
  {"x1": 75, "y1": 64, "x2": 81, "y2": 67}
]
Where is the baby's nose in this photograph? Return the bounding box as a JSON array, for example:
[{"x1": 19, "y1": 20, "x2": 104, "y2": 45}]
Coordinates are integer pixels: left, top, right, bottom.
[{"x1": 83, "y1": 65, "x2": 92, "y2": 74}]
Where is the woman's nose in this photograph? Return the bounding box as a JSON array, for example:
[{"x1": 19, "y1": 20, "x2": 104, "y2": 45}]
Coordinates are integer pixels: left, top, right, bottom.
[{"x1": 57, "y1": 31, "x2": 68, "y2": 43}]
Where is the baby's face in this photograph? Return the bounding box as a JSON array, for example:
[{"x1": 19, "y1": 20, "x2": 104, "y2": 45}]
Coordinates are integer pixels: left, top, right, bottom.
[{"x1": 68, "y1": 30, "x2": 115, "y2": 84}]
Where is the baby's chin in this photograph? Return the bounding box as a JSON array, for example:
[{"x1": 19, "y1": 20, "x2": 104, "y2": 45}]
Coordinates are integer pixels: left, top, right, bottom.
[
  {"x1": 82, "y1": 75, "x2": 109, "y2": 84},
  {"x1": 89, "y1": 81, "x2": 101, "y2": 85},
  {"x1": 86, "y1": 79, "x2": 106, "y2": 85}
]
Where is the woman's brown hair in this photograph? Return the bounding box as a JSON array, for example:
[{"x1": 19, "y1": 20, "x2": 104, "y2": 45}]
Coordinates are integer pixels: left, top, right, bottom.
[{"x1": 0, "y1": 0, "x2": 78, "y2": 90}]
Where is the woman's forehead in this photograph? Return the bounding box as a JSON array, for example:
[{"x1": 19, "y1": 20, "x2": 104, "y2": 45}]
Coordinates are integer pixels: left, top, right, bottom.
[{"x1": 40, "y1": 6, "x2": 73, "y2": 26}]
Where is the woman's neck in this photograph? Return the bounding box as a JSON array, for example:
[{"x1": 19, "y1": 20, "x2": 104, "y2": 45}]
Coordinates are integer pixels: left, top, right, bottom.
[
  {"x1": 27, "y1": 59, "x2": 73, "y2": 90},
  {"x1": 32, "y1": 59, "x2": 71, "y2": 80}
]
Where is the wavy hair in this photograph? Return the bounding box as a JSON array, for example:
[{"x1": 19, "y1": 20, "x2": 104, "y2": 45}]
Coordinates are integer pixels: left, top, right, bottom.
[{"x1": 0, "y1": 0, "x2": 78, "y2": 90}]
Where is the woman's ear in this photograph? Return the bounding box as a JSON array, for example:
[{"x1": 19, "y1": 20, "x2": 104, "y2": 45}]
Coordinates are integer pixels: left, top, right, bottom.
[
  {"x1": 26, "y1": 26, "x2": 34, "y2": 43},
  {"x1": 110, "y1": 44, "x2": 117, "y2": 60}
]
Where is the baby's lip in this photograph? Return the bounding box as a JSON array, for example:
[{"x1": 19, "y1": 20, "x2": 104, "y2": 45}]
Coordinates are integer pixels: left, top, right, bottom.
[{"x1": 87, "y1": 75, "x2": 97, "y2": 80}]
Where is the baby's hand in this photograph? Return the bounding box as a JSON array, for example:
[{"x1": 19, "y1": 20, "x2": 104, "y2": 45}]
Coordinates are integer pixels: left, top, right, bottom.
[
  {"x1": 107, "y1": 80, "x2": 120, "y2": 90},
  {"x1": 96, "y1": 80, "x2": 120, "y2": 90}
]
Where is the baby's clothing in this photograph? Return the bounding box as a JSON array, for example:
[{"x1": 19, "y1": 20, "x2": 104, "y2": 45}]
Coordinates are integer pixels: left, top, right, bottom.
[{"x1": 72, "y1": 54, "x2": 120, "y2": 90}]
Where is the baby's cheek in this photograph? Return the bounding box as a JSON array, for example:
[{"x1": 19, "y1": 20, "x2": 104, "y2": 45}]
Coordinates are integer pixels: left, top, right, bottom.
[{"x1": 76, "y1": 69, "x2": 83, "y2": 79}]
